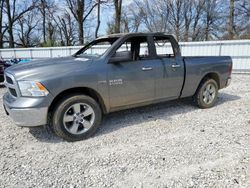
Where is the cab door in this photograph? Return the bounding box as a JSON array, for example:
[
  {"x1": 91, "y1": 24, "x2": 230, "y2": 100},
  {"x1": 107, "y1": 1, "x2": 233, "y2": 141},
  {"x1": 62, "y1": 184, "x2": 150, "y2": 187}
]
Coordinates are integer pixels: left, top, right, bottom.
[
  {"x1": 107, "y1": 36, "x2": 160, "y2": 109},
  {"x1": 153, "y1": 36, "x2": 184, "y2": 99}
]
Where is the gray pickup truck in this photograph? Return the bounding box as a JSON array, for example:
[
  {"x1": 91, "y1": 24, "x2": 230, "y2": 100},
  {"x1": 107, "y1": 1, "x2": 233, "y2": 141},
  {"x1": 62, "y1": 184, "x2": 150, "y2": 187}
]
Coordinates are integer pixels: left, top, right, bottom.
[{"x1": 3, "y1": 33, "x2": 232, "y2": 141}]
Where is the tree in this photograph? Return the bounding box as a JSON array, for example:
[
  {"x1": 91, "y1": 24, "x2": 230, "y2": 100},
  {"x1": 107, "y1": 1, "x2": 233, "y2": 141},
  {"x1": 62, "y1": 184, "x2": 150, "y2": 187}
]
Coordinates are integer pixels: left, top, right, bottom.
[
  {"x1": 228, "y1": 0, "x2": 235, "y2": 39},
  {"x1": 183, "y1": 0, "x2": 194, "y2": 41},
  {"x1": 16, "y1": 11, "x2": 40, "y2": 47},
  {"x1": 191, "y1": 0, "x2": 205, "y2": 41},
  {"x1": 203, "y1": 0, "x2": 221, "y2": 40},
  {"x1": 66, "y1": 0, "x2": 98, "y2": 45},
  {"x1": 4, "y1": 0, "x2": 36, "y2": 48},
  {"x1": 126, "y1": 4, "x2": 143, "y2": 32},
  {"x1": 0, "y1": 0, "x2": 7, "y2": 48},
  {"x1": 54, "y1": 11, "x2": 77, "y2": 46},
  {"x1": 235, "y1": 0, "x2": 250, "y2": 39},
  {"x1": 112, "y1": 3, "x2": 143, "y2": 33},
  {"x1": 168, "y1": 0, "x2": 184, "y2": 41},
  {"x1": 95, "y1": 0, "x2": 101, "y2": 38},
  {"x1": 238, "y1": 0, "x2": 250, "y2": 16},
  {"x1": 134, "y1": 0, "x2": 170, "y2": 33},
  {"x1": 38, "y1": 0, "x2": 55, "y2": 44},
  {"x1": 113, "y1": 0, "x2": 122, "y2": 33}
]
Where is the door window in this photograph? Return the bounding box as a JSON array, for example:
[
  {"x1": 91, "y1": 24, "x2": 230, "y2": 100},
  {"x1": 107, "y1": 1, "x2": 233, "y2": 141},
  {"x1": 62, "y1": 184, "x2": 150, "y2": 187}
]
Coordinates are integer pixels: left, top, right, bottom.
[
  {"x1": 153, "y1": 36, "x2": 175, "y2": 58},
  {"x1": 139, "y1": 42, "x2": 149, "y2": 59},
  {"x1": 116, "y1": 41, "x2": 131, "y2": 53},
  {"x1": 113, "y1": 36, "x2": 150, "y2": 61}
]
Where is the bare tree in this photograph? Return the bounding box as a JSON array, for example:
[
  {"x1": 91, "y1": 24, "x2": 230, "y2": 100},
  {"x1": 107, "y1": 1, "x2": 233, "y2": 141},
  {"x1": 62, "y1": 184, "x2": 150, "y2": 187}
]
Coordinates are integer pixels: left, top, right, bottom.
[
  {"x1": 16, "y1": 11, "x2": 40, "y2": 47},
  {"x1": 55, "y1": 11, "x2": 77, "y2": 46},
  {"x1": 238, "y1": 0, "x2": 250, "y2": 16},
  {"x1": 38, "y1": 0, "x2": 55, "y2": 44},
  {"x1": 0, "y1": 0, "x2": 250, "y2": 48},
  {"x1": 168, "y1": 0, "x2": 185, "y2": 41},
  {"x1": 4, "y1": 0, "x2": 36, "y2": 48},
  {"x1": 183, "y1": 0, "x2": 194, "y2": 41},
  {"x1": 191, "y1": 0, "x2": 205, "y2": 41},
  {"x1": 0, "y1": 0, "x2": 7, "y2": 48},
  {"x1": 235, "y1": 0, "x2": 250, "y2": 39},
  {"x1": 113, "y1": 0, "x2": 122, "y2": 33},
  {"x1": 134, "y1": 0, "x2": 170, "y2": 32},
  {"x1": 203, "y1": 0, "x2": 221, "y2": 40},
  {"x1": 46, "y1": 21, "x2": 56, "y2": 46},
  {"x1": 39, "y1": 0, "x2": 47, "y2": 44},
  {"x1": 228, "y1": 0, "x2": 235, "y2": 39},
  {"x1": 95, "y1": 0, "x2": 101, "y2": 38},
  {"x1": 116, "y1": 3, "x2": 143, "y2": 33},
  {"x1": 66, "y1": 0, "x2": 98, "y2": 45},
  {"x1": 127, "y1": 4, "x2": 143, "y2": 32}
]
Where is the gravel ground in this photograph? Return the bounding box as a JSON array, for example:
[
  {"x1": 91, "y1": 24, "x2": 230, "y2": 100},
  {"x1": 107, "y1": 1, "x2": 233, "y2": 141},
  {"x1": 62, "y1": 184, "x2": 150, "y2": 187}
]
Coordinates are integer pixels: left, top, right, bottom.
[{"x1": 0, "y1": 74, "x2": 249, "y2": 188}]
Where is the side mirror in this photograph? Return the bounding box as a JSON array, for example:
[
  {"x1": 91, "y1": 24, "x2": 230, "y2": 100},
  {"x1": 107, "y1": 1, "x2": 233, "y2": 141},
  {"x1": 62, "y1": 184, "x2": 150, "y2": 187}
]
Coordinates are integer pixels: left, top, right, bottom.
[{"x1": 108, "y1": 51, "x2": 132, "y2": 64}]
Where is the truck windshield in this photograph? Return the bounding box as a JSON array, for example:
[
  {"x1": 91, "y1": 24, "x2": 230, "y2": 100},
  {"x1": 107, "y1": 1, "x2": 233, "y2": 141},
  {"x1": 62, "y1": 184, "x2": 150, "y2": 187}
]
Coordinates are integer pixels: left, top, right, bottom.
[{"x1": 74, "y1": 38, "x2": 118, "y2": 58}]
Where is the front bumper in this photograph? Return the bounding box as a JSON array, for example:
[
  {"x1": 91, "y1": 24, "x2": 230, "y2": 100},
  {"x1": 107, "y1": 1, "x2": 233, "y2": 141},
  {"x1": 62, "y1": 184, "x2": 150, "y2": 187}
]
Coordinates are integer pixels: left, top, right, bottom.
[
  {"x1": 3, "y1": 93, "x2": 49, "y2": 127},
  {"x1": 4, "y1": 104, "x2": 48, "y2": 127}
]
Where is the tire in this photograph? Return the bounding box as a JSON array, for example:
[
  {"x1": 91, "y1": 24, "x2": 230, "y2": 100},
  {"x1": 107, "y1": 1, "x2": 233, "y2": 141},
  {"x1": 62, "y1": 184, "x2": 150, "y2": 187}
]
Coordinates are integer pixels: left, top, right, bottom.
[
  {"x1": 194, "y1": 78, "x2": 218, "y2": 109},
  {"x1": 51, "y1": 94, "x2": 102, "y2": 142}
]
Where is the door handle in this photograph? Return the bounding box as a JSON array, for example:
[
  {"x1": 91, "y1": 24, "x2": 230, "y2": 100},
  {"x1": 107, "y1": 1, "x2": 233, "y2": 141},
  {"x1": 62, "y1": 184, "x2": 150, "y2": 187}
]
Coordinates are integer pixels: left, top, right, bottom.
[
  {"x1": 171, "y1": 64, "x2": 181, "y2": 68},
  {"x1": 142, "y1": 67, "x2": 153, "y2": 71}
]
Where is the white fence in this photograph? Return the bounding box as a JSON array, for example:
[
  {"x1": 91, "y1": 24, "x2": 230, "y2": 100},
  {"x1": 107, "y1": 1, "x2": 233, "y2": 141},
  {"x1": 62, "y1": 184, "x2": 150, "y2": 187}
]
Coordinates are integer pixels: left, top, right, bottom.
[{"x1": 0, "y1": 40, "x2": 249, "y2": 73}]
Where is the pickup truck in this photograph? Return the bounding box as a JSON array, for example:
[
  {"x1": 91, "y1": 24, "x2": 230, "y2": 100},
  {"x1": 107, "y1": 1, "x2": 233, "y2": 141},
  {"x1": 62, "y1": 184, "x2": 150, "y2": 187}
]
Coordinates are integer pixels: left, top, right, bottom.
[{"x1": 3, "y1": 33, "x2": 232, "y2": 141}]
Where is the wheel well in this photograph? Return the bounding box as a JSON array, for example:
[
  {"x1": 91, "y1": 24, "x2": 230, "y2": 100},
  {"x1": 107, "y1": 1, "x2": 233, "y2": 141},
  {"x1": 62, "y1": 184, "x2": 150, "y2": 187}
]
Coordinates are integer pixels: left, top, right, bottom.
[
  {"x1": 48, "y1": 87, "x2": 107, "y2": 114},
  {"x1": 201, "y1": 72, "x2": 220, "y2": 88}
]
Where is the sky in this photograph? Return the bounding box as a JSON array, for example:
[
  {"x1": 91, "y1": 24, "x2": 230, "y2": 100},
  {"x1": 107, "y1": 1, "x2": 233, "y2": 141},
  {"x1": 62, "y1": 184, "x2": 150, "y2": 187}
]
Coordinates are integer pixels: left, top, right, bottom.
[
  {"x1": 52, "y1": 0, "x2": 135, "y2": 36},
  {"x1": 98, "y1": 0, "x2": 134, "y2": 35}
]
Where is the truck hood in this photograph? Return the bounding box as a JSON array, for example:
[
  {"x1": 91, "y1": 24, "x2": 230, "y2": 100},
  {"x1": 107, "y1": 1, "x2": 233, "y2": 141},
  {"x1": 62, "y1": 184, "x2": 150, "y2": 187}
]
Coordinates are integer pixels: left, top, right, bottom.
[{"x1": 5, "y1": 56, "x2": 93, "y2": 81}]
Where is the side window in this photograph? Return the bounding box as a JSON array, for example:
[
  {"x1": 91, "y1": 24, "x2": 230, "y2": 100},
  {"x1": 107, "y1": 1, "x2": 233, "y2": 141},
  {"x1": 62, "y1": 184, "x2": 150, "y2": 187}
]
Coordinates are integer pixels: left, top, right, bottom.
[
  {"x1": 154, "y1": 37, "x2": 174, "y2": 58},
  {"x1": 113, "y1": 37, "x2": 150, "y2": 62},
  {"x1": 139, "y1": 41, "x2": 149, "y2": 59},
  {"x1": 116, "y1": 41, "x2": 131, "y2": 53}
]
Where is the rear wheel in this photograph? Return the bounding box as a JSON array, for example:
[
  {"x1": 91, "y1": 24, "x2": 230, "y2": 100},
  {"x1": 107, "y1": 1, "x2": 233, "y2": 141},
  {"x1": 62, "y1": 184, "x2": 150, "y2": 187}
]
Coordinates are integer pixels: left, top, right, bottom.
[
  {"x1": 51, "y1": 94, "x2": 102, "y2": 141},
  {"x1": 194, "y1": 78, "x2": 218, "y2": 108}
]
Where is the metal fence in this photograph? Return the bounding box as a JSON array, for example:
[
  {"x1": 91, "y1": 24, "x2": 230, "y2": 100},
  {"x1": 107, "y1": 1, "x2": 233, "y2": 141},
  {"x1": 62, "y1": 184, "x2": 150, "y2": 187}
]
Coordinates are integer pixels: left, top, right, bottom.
[{"x1": 0, "y1": 40, "x2": 249, "y2": 73}]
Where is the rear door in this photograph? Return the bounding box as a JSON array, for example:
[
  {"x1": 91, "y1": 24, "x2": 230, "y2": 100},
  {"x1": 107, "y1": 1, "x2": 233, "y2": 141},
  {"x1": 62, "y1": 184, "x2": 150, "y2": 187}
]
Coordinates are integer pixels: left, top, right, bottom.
[
  {"x1": 153, "y1": 36, "x2": 184, "y2": 99},
  {"x1": 107, "y1": 36, "x2": 161, "y2": 109}
]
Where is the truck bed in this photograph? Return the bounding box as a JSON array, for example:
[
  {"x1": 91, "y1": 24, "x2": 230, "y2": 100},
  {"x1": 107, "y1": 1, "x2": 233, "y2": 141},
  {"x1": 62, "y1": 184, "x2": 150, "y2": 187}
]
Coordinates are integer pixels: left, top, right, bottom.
[{"x1": 181, "y1": 56, "x2": 232, "y2": 98}]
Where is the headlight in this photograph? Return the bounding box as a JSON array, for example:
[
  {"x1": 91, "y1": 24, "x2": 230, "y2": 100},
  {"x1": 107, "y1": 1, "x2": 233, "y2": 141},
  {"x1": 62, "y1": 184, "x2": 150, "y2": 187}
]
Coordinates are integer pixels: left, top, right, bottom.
[{"x1": 18, "y1": 81, "x2": 49, "y2": 97}]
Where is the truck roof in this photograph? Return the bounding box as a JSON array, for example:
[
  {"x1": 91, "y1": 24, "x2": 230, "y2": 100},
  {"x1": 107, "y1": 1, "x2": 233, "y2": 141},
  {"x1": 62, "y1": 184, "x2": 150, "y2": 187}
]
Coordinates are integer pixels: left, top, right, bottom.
[{"x1": 98, "y1": 32, "x2": 174, "y2": 39}]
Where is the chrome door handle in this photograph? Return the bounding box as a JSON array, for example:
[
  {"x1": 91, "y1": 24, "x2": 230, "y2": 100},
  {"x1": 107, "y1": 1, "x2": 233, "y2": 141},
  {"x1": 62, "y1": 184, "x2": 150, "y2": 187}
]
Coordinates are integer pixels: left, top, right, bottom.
[
  {"x1": 142, "y1": 67, "x2": 153, "y2": 71},
  {"x1": 171, "y1": 64, "x2": 181, "y2": 68}
]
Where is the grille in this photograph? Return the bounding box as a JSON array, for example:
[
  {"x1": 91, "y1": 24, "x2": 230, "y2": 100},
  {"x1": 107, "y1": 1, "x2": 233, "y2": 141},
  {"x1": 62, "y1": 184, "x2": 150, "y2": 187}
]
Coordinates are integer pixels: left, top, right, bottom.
[
  {"x1": 9, "y1": 88, "x2": 17, "y2": 97},
  {"x1": 6, "y1": 76, "x2": 13, "y2": 84},
  {"x1": 4, "y1": 73, "x2": 18, "y2": 97}
]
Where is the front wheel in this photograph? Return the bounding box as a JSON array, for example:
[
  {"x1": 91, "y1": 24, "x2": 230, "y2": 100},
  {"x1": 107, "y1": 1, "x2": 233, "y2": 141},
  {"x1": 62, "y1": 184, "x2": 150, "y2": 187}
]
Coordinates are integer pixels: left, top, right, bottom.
[
  {"x1": 194, "y1": 78, "x2": 218, "y2": 108},
  {"x1": 51, "y1": 94, "x2": 102, "y2": 141}
]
